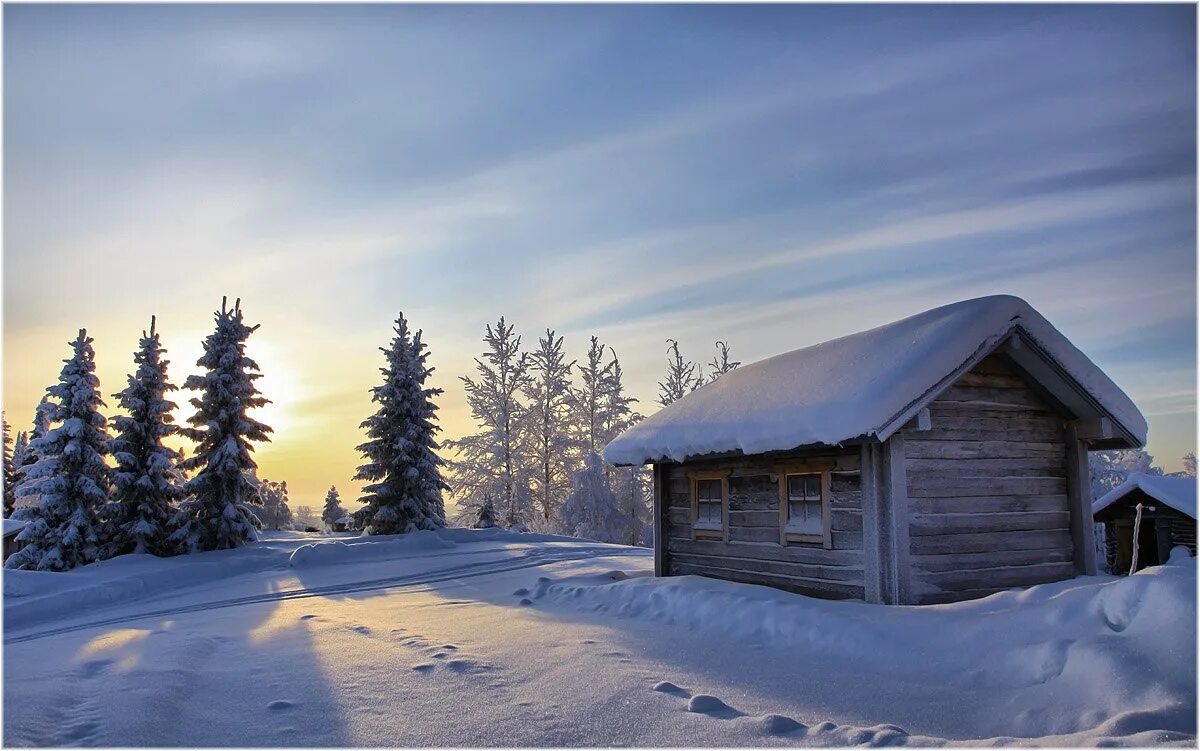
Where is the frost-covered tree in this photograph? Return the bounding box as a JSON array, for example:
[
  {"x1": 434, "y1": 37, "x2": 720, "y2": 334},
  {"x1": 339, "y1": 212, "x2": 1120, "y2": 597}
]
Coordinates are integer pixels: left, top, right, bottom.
[
  {"x1": 473, "y1": 494, "x2": 498, "y2": 529},
  {"x1": 522, "y1": 329, "x2": 575, "y2": 523},
  {"x1": 7, "y1": 330, "x2": 111, "y2": 571},
  {"x1": 321, "y1": 486, "x2": 347, "y2": 529},
  {"x1": 571, "y1": 336, "x2": 619, "y2": 457},
  {"x1": 105, "y1": 317, "x2": 184, "y2": 558},
  {"x1": 255, "y1": 478, "x2": 293, "y2": 530},
  {"x1": 706, "y1": 340, "x2": 741, "y2": 382},
  {"x1": 557, "y1": 453, "x2": 628, "y2": 543},
  {"x1": 1089, "y1": 449, "x2": 1163, "y2": 499},
  {"x1": 658, "y1": 339, "x2": 701, "y2": 406},
  {"x1": 446, "y1": 317, "x2": 533, "y2": 527},
  {"x1": 171, "y1": 298, "x2": 272, "y2": 552},
  {"x1": 612, "y1": 466, "x2": 652, "y2": 546},
  {"x1": 9, "y1": 431, "x2": 29, "y2": 502},
  {"x1": 1180, "y1": 452, "x2": 1196, "y2": 478},
  {"x1": 293, "y1": 504, "x2": 321, "y2": 530},
  {"x1": 354, "y1": 313, "x2": 448, "y2": 535},
  {"x1": 14, "y1": 397, "x2": 55, "y2": 497},
  {"x1": 3, "y1": 415, "x2": 15, "y2": 518}
]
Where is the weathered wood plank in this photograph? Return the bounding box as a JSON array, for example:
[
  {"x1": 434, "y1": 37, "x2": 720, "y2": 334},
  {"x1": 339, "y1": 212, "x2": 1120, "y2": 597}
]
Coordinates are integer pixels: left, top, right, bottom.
[
  {"x1": 906, "y1": 458, "x2": 1067, "y2": 475},
  {"x1": 908, "y1": 494, "x2": 1069, "y2": 515},
  {"x1": 925, "y1": 409, "x2": 1064, "y2": 430},
  {"x1": 831, "y1": 510, "x2": 862, "y2": 532},
  {"x1": 904, "y1": 440, "x2": 1065, "y2": 461},
  {"x1": 938, "y1": 385, "x2": 1053, "y2": 410},
  {"x1": 729, "y1": 510, "x2": 778, "y2": 528},
  {"x1": 666, "y1": 537, "x2": 864, "y2": 567},
  {"x1": 670, "y1": 561, "x2": 864, "y2": 600},
  {"x1": 909, "y1": 528, "x2": 1072, "y2": 555},
  {"x1": 952, "y1": 371, "x2": 1029, "y2": 389},
  {"x1": 909, "y1": 511, "x2": 1070, "y2": 536},
  {"x1": 728, "y1": 526, "x2": 780, "y2": 544},
  {"x1": 908, "y1": 476, "x2": 1068, "y2": 498},
  {"x1": 916, "y1": 561, "x2": 1076, "y2": 592},
  {"x1": 832, "y1": 530, "x2": 863, "y2": 550},
  {"x1": 910, "y1": 548, "x2": 1073, "y2": 573},
  {"x1": 670, "y1": 552, "x2": 864, "y2": 584}
]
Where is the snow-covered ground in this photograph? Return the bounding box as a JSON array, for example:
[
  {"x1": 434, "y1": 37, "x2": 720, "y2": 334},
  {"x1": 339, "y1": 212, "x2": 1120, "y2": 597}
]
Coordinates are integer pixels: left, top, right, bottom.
[{"x1": 3, "y1": 529, "x2": 1194, "y2": 747}]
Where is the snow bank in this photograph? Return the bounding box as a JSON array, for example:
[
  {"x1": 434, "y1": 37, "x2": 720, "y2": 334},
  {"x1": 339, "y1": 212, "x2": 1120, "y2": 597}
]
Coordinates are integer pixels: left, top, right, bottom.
[
  {"x1": 530, "y1": 557, "x2": 1196, "y2": 742},
  {"x1": 1094, "y1": 473, "x2": 1197, "y2": 519},
  {"x1": 604, "y1": 295, "x2": 1147, "y2": 465}
]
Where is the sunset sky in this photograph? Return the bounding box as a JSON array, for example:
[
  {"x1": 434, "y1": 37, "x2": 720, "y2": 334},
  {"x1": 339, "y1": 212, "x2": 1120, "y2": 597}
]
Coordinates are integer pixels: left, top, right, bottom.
[{"x1": 4, "y1": 4, "x2": 1195, "y2": 510}]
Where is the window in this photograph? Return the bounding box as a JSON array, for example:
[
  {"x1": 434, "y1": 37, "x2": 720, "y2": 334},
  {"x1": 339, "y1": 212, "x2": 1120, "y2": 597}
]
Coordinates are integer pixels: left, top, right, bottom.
[
  {"x1": 785, "y1": 473, "x2": 823, "y2": 536},
  {"x1": 776, "y1": 465, "x2": 831, "y2": 547},
  {"x1": 689, "y1": 471, "x2": 728, "y2": 539}
]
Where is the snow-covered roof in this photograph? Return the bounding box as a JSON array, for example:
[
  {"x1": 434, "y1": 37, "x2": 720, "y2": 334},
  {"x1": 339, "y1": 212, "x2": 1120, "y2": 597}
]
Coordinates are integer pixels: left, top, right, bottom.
[
  {"x1": 335, "y1": 516, "x2": 352, "y2": 525},
  {"x1": 2, "y1": 518, "x2": 27, "y2": 536},
  {"x1": 1093, "y1": 474, "x2": 1197, "y2": 519},
  {"x1": 604, "y1": 295, "x2": 1147, "y2": 465}
]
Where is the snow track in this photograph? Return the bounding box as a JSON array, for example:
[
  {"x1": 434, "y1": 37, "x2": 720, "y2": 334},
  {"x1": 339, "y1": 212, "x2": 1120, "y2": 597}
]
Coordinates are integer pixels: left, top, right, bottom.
[{"x1": 5, "y1": 545, "x2": 647, "y2": 646}]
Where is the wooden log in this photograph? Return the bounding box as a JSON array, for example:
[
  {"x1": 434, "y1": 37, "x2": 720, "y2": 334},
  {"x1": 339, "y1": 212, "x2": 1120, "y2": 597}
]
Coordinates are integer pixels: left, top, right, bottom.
[
  {"x1": 831, "y1": 510, "x2": 863, "y2": 532},
  {"x1": 669, "y1": 551, "x2": 864, "y2": 584},
  {"x1": 904, "y1": 440, "x2": 1065, "y2": 461},
  {"x1": 728, "y1": 525, "x2": 779, "y2": 544},
  {"x1": 906, "y1": 457, "x2": 1068, "y2": 475},
  {"x1": 907, "y1": 476, "x2": 1068, "y2": 498},
  {"x1": 669, "y1": 561, "x2": 865, "y2": 600},
  {"x1": 935, "y1": 386, "x2": 1055, "y2": 412},
  {"x1": 666, "y1": 537, "x2": 864, "y2": 567},
  {"x1": 953, "y1": 371, "x2": 1029, "y2": 389},
  {"x1": 915, "y1": 561, "x2": 1076, "y2": 592},
  {"x1": 908, "y1": 494, "x2": 1069, "y2": 515},
  {"x1": 909, "y1": 528, "x2": 1071, "y2": 555},
  {"x1": 910, "y1": 547, "x2": 1074, "y2": 573},
  {"x1": 729, "y1": 510, "x2": 779, "y2": 528},
  {"x1": 909, "y1": 511, "x2": 1070, "y2": 536},
  {"x1": 832, "y1": 530, "x2": 863, "y2": 550}
]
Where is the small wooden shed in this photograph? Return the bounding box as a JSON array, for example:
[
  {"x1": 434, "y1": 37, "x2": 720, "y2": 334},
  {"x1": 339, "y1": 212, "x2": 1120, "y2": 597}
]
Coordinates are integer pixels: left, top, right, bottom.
[
  {"x1": 3, "y1": 518, "x2": 28, "y2": 561},
  {"x1": 1093, "y1": 473, "x2": 1196, "y2": 573},
  {"x1": 604, "y1": 296, "x2": 1148, "y2": 605}
]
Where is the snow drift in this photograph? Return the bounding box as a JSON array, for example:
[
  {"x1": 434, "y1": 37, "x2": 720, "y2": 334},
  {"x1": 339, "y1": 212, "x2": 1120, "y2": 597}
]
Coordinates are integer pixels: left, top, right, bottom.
[
  {"x1": 604, "y1": 295, "x2": 1147, "y2": 465},
  {"x1": 530, "y1": 552, "x2": 1196, "y2": 743}
]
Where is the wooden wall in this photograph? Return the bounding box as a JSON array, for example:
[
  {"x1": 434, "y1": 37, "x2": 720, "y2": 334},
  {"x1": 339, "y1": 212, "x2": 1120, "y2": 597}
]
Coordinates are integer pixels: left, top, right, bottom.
[
  {"x1": 660, "y1": 453, "x2": 866, "y2": 599},
  {"x1": 900, "y1": 354, "x2": 1077, "y2": 604}
]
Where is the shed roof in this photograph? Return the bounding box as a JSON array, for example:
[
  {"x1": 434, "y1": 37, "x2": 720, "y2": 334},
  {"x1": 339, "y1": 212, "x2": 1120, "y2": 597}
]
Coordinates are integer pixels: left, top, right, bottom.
[
  {"x1": 2, "y1": 518, "x2": 27, "y2": 537},
  {"x1": 604, "y1": 295, "x2": 1147, "y2": 466},
  {"x1": 1093, "y1": 474, "x2": 1197, "y2": 519}
]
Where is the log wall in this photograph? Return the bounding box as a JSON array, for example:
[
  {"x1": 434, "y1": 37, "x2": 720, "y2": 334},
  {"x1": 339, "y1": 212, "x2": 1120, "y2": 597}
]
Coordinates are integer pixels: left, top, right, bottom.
[
  {"x1": 900, "y1": 354, "x2": 1077, "y2": 604},
  {"x1": 660, "y1": 452, "x2": 866, "y2": 600}
]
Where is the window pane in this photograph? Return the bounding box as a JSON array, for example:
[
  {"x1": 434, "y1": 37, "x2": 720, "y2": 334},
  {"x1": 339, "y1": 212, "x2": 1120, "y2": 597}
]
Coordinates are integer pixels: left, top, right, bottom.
[
  {"x1": 805, "y1": 475, "x2": 821, "y2": 499},
  {"x1": 787, "y1": 475, "x2": 805, "y2": 500},
  {"x1": 698, "y1": 479, "x2": 722, "y2": 503}
]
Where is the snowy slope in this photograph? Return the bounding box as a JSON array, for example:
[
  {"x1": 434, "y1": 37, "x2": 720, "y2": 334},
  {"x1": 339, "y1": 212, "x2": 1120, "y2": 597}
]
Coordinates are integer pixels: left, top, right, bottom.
[
  {"x1": 1094, "y1": 473, "x2": 1197, "y2": 519},
  {"x1": 4, "y1": 530, "x2": 1193, "y2": 747},
  {"x1": 604, "y1": 295, "x2": 1147, "y2": 465}
]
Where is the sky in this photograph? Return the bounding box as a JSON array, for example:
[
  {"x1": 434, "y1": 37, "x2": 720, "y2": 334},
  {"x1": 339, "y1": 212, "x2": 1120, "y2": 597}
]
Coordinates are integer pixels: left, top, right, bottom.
[{"x1": 3, "y1": 4, "x2": 1196, "y2": 511}]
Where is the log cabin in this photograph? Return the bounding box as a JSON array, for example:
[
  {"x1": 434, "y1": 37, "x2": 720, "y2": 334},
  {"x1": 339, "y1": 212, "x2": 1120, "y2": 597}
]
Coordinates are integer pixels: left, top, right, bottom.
[
  {"x1": 604, "y1": 295, "x2": 1148, "y2": 605},
  {"x1": 1093, "y1": 473, "x2": 1196, "y2": 574}
]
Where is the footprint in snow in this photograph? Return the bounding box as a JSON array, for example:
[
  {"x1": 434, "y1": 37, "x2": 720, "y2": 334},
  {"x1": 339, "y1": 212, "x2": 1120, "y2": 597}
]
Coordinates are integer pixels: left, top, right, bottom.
[
  {"x1": 299, "y1": 614, "x2": 318, "y2": 621},
  {"x1": 652, "y1": 681, "x2": 690, "y2": 698},
  {"x1": 411, "y1": 664, "x2": 436, "y2": 674},
  {"x1": 519, "y1": 598, "x2": 534, "y2": 606},
  {"x1": 351, "y1": 625, "x2": 372, "y2": 635},
  {"x1": 759, "y1": 714, "x2": 806, "y2": 736},
  {"x1": 687, "y1": 695, "x2": 740, "y2": 718},
  {"x1": 513, "y1": 587, "x2": 530, "y2": 596},
  {"x1": 267, "y1": 700, "x2": 296, "y2": 711}
]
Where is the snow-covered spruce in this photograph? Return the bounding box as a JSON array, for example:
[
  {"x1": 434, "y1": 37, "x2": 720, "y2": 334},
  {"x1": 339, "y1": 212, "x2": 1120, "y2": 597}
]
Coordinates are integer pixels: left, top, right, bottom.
[
  {"x1": 354, "y1": 313, "x2": 448, "y2": 535},
  {"x1": 105, "y1": 317, "x2": 184, "y2": 558},
  {"x1": 171, "y1": 298, "x2": 272, "y2": 552},
  {"x1": 321, "y1": 485, "x2": 347, "y2": 530},
  {"x1": 657, "y1": 338, "x2": 701, "y2": 407},
  {"x1": 7, "y1": 330, "x2": 112, "y2": 571},
  {"x1": 8, "y1": 430, "x2": 29, "y2": 515},
  {"x1": 557, "y1": 453, "x2": 628, "y2": 544},
  {"x1": 522, "y1": 329, "x2": 575, "y2": 524},
  {"x1": 446, "y1": 317, "x2": 533, "y2": 527},
  {"x1": 473, "y1": 494, "x2": 498, "y2": 529},
  {"x1": 13, "y1": 396, "x2": 56, "y2": 509}
]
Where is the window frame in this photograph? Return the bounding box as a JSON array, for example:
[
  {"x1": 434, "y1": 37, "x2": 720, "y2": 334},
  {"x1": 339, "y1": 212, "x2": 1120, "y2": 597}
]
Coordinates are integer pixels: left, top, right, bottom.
[
  {"x1": 775, "y1": 462, "x2": 832, "y2": 548},
  {"x1": 688, "y1": 469, "x2": 730, "y2": 541}
]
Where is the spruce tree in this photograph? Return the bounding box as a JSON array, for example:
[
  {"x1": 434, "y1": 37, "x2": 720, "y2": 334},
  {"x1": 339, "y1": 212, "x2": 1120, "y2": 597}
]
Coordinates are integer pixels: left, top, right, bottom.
[
  {"x1": 354, "y1": 313, "x2": 448, "y2": 534},
  {"x1": 16, "y1": 397, "x2": 55, "y2": 490},
  {"x1": 3, "y1": 415, "x2": 15, "y2": 518},
  {"x1": 473, "y1": 494, "x2": 498, "y2": 529},
  {"x1": 321, "y1": 486, "x2": 347, "y2": 529},
  {"x1": 171, "y1": 298, "x2": 272, "y2": 552},
  {"x1": 106, "y1": 317, "x2": 184, "y2": 558},
  {"x1": 522, "y1": 329, "x2": 575, "y2": 523},
  {"x1": 255, "y1": 479, "x2": 293, "y2": 530},
  {"x1": 7, "y1": 330, "x2": 111, "y2": 571},
  {"x1": 445, "y1": 317, "x2": 533, "y2": 527}
]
